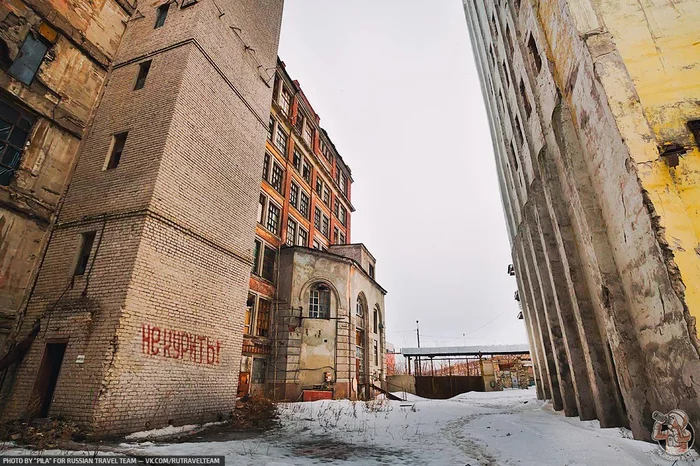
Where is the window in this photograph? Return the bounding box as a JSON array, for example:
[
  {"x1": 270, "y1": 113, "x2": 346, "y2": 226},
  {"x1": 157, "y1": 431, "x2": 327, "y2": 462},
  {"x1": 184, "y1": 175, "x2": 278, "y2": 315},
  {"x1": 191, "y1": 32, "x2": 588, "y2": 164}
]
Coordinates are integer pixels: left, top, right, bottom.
[
  {"x1": 339, "y1": 172, "x2": 347, "y2": 195},
  {"x1": 286, "y1": 218, "x2": 297, "y2": 246},
  {"x1": 304, "y1": 124, "x2": 313, "y2": 147},
  {"x1": 502, "y1": 61, "x2": 509, "y2": 88},
  {"x1": 369, "y1": 264, "x2": 375, "y2": 279},
  {"x1": 333, "y1": 227, "x2": 339, "y2": 244},
  {"x1": 257, "y1": 194, "x2": 266, "y2": 224},
  {"x1": 293, "y1": 150, "x2": 302, "y2": 171},
  {"x1": 509, "y1": 140, "x2": 519, "y2": 171},
  {"x1": 275, "y1": 125, "x2": 288, "y2": 153},
  {"x1": 302, "y1": 163, "x2": 311, "y2": 184},
  {"x1": 245, "y1": 294, "x2": 255, "y2": 335},
  {"x1": 373, "y1": 307, "x2": 379, "y2": 333},
  {"x1": 266, "y1": 202, "x2": 280, "y2": 234},
  {"x1": 514, "y1": 115, "x2": 523, "y2": 147},
  {"x1": 8, "y1": 33, "x2": 49, "y2": 86},
  {"x1": 299, "y1": 191, "x2": 310, "y2": 218},
  {"x1": 252, "y1": 239, "x2": 262, "y2": 274},
  {"x1": 313, "y1": 239, "x2": 321, "y2": 250},
  {"x1": 0, "y1": 97, "x2": 35, "y2": 185},
  {"x1": 270, "y1": 162, "x2": 284, "y2": 193},
  {"x1": 267, "y1": 117, "x2": 275, "y2": 141},
  {"x1": 134, "y1": 60, "x2": 152, "y2": 90},
  {"x1": 315, "y1": 179, "x2": 323, "y2": 196},
  {"x1": 320, "y1": 139, "x2": 331, "y2": 161},
  {"x1": 154, "y1": 2, "x2": 170, "y2": 28},
  {"x1": 252, "y1": 358, "x2": 267, "y2": 384},
  {"x1": 491, "y1": 14, "x2": 498, "y2": 36},
  {"x1": 374, "y1": 340, "x2": 379, "y2": 366},
  {"x1": 334, "y1": 199, "x2": 340, "y2": 219},
  {"x1": 322, "y1": 187, "x2": 330, "y2": 206},
  {"x1": 527, "y1": 35, "x2": 543, "y2": 73},
  {"x1": 279, "y1": 87, "x2": 291, "y2": 116},
  {"x1": 321, "y1": 215, "x2": 329, "y2": 238},
  {"x1": 256, "y1": 298, "x2": 271, "y2": 337},
  {"x1": 74, "y1": 231, "x2": 96, "y2": 276},
  {"x1": 489, "y1": 45, "x2": 495, "y2": 65},
  {"x1": 314, "y1": 207, "x2": 321, "y2": 230},
  {"x1": 290, "y1": 182, "x2": 299, "y2": 208},
  {"x1": 520, "y1": 79, "x2": 532, "y2": 117},
  {"x1": 261, "y1": 246, "x2": 276, "y2": 282},
  {"x1": 262, "y1": 153, "x2": 270, "y2": 180},
  {"x1": 356, "y1": 296, "x2": 365, "y2": 318},
  {"x1": 294, "y1": 114, "x2": 304, "y2": 134},
  {"x1": 105, "y1": 132, "x2": 128, "y2": 170},
  {"x1": 339, "y1": 231, "x2": 345, "y2": 245},
  {"x1": 339, "y1": 205, "x2": 347, "y2": 226},
  {"x1": 298, "y1": 228, "x2": 308, "y2": 247},
  {"x1": 356, "y1": 329, "x2": 365, "y2": 376},
  {"x1": 309, "y1": 283, "x2": 331, "y2": 318}
]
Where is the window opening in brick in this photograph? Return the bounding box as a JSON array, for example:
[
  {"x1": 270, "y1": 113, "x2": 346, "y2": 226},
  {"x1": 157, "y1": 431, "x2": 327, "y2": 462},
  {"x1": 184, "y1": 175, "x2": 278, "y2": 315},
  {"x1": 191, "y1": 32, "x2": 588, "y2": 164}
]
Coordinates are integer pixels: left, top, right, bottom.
[
  {"x1": 261, "y1": 246, "x2": 276, "y2": 282},
  {"x1": 0, "y1": 97, "x2": 35, "y2": 185},
  {"x1": 262, "y1": 153, "x2": 270, "y2": 180},
  {"x1": 252, "y1": 239, "x2": 261, "y2": 274},
  {"x1": 309, "y1": 283, "x2": 331, "y2": 318},
  {"x1": 266, "y1": 202, "x2": 280, "y2": 234},
  {"x1": 290, "y1": 182, "x2": 299, "y2": 208},
  {"x1": 321, "y1": 215, "x2": 329, "y2": 237},
  {"x1": 270, "y1": 162, "x2": 284, "y2": 193},
  {"x1": 267, "y1": 117, "x2": 275, "y2": 141},
  {"x1": 527, "y1": 35, "x2": 543, "y2": 73},
  {"x1": 279, "y1": 87, "x2": 291, "y2": 116},
  {"x1": 302, "y1": 162, "x2": 311, "y2": 184},
  {"x1": 314, "y1": 207, "x2": 322, "y2": 230},
  {"x1": 298, "y1": 228, "x2": 308, "y2": 247},
  {"x1": 134, "y1": 60, "x2": 152, "y2": 90},
  {"x1": 286, "y1": 218, "x2": 297, "y2": 246},
  {"x1": 106, "y1": 132, "x2": 127, "y2": 170},
  {"x1": 30, "y1": 342, "x2": 67, "y2": 418},
  {"x1": 293, "y1": 149, "x2": 302, "y2": 171},
  {"x1": 299, "y1": 191, "x2": 310, "y2": 218},
  {"x1": 154, "y1": 3, "x2": 170, "y2": 29},
  {"x1": 74, "y1": 231, "x2": 96, "y2": 276},
  {"x1": 275, "y1": 126, "x2": 288, "y2": 153},
  {"x1": 257, "y1": 194, "x2": 265, "y2": 224}
]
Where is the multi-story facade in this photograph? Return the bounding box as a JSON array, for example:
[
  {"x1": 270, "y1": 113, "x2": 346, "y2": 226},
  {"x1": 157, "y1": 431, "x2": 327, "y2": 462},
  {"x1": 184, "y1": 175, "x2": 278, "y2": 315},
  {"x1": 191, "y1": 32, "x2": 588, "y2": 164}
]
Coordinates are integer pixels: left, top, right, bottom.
[
  {"x1": 241, "y1": 61, "x2": 386, "y2": 400},
  {"x1": 0, "y1": 0, "x2": 284, "y2": 434},
  {"x1": 463, "y1": 0, "x2": 700, "y2": 441}
]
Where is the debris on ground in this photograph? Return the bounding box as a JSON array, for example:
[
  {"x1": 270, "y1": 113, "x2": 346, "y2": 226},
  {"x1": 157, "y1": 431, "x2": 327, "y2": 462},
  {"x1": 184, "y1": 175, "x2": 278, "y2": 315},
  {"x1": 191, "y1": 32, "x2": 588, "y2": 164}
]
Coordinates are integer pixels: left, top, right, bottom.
[{"x1": 0, "y1": 418, "x2": 82, "y2": 449}]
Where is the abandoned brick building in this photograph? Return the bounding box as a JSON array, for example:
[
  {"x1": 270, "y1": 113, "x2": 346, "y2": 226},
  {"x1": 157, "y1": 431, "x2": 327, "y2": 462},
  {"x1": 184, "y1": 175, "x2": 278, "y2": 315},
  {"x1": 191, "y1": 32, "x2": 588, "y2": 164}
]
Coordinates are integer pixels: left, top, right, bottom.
[
  {"x1": 0, "y1": 0, "x2": 285, "y2": 433},
  {"x1": 463, "y1": 0, "x2": 700, "y2": 441},
  {"x1": 241, "y1": 61, "x2": 387, "y2": 401}
]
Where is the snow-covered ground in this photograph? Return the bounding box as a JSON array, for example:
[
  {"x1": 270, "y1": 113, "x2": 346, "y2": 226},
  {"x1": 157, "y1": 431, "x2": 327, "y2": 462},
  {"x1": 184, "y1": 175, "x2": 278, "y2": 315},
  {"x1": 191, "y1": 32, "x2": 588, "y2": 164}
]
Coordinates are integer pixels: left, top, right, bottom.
[{"x1": 4, "y1": 388, "x2": 694, "y2": 465}]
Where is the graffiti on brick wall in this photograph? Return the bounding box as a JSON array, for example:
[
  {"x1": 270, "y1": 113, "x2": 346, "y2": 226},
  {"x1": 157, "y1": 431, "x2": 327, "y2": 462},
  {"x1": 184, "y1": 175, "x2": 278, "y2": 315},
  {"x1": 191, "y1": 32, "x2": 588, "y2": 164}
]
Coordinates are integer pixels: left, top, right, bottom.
[{"x1": 142, "y1": 324, "x2": 221, "y2": 365}]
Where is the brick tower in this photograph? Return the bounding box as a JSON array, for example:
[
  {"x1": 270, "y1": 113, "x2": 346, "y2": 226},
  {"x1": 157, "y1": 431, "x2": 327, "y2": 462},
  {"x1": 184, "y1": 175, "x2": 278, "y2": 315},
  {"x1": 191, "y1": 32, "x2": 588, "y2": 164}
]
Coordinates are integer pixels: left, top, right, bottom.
[{"x1": 2, "y1": 0, "x2": 284, "y2": 434}]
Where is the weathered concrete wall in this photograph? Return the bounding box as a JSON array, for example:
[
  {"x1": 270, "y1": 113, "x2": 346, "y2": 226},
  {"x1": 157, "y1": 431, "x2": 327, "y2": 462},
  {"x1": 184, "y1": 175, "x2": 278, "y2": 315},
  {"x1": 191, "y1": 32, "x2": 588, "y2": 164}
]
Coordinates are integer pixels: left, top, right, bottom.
[
  {"x1": 0, "y1": 0, "x2": 129, "y2": 350},
  {"x1": 463, "y1": 0, "x2": 700, "y2": 441}
]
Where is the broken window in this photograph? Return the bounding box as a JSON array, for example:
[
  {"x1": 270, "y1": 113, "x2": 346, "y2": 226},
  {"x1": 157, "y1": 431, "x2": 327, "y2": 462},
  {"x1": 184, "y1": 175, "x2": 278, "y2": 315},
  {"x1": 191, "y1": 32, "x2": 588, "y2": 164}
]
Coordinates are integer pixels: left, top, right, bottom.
[
  {"x1": 290, "y1": 182, "x2": 299, "y2": 209},
  {"x1": 252, "y1": 239, "x2": 262, "y2": 274},
  {"x1": 257, "y1": 194, "x2": 266, "y2": 224},
  {"x1": 270, "y1": 162, "x2": 284, "y2": 193},
  {"x1": 245, "y1": 294, "x2": 255, "y2": 335},
  {"x1": 134, "y1": 60, "x2": 152, "y2": 90},
  {"x1": 252, "y1": 358, "x2": 267, "y2": 383},
  {"x1": 255, "y1": 299, "x2": 271, "y2": 337},
  {"x1": 105, "y1": 132, "x2": 128, "y2": 170},
  {"x1": 275, "y1": 125, "x2": 288, "y2": 153},
  {"x1": 297, "y1": 228, "x2": 308, "y2": 247},
  {"x1": 8, "y1": 33, "x2": 49, "y2": 86},
  {"x1": 688, "y1": 120, "x2": 700, "y2": 146},
  {"x1": 0, "y1": 97, "x2": 35, "y2": 185},
  {"x1": 74, "y1": 231, "x2": 96, "y2": 276},
  {"x1": 154, "y1": 2, "x2": 170, "y2": 29},
  {"x1": 294, "y1": 114, "x2": 304, "y2": 134},
  {"x1": 314, "y1": 207, "x2": 322, "y2": 230},
  {"x1": 293, "y1": 149, "x2": 302, "y2": 171},
  {"x1": 309, "y1": 283, "x2": 331, "y2": 318},
  {"x1": 261, "y1": 246, "x2": 276, "y2": 282},
  {"x1": 286, "y1": 218, "x2": 297, "y2": 247},
  {"x1": 262, "y1": 153, "x2": 270, "y2": 180},
  {"x1": 279, "y1": 87, "x2": 291, "y2": 116},
  {"x1": 302, "y1": 162, "x2": 311, "y2": 184},
  {"x1": 266, "y1": 201, "x2": 280, "y2": 234},
  {"x1": 299, "y1": 191, "x2": 310, "y2": 218},
  {"x1": 520, "y1": 79, "x2": 532, "y2": 117},
  {"x1": 527, "y1": 35, "x2": 542, "y2": 73}
]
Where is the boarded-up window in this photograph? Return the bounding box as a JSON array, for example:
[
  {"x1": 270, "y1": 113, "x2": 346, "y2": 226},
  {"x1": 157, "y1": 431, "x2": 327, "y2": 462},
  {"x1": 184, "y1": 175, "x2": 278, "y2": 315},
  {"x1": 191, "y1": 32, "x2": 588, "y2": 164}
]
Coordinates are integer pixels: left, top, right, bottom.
[{"x1": 8, "y1": 33, "x2": 48, "y2": 85}]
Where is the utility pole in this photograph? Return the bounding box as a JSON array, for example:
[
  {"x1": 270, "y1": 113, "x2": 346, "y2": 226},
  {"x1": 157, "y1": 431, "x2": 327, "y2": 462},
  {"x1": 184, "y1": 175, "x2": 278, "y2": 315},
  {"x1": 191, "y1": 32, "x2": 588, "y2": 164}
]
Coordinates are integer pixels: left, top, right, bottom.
[{"x1": 416, "y1": 320, "x2": 421, "y2": 348}]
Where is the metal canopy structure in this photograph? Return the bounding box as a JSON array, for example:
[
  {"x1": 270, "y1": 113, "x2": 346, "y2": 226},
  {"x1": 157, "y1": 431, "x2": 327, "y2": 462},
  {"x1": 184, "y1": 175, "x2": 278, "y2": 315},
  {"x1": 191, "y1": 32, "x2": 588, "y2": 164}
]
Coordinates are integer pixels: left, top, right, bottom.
[{"x1": 401, "y1": 344, "x2": 530, "y2": 357}]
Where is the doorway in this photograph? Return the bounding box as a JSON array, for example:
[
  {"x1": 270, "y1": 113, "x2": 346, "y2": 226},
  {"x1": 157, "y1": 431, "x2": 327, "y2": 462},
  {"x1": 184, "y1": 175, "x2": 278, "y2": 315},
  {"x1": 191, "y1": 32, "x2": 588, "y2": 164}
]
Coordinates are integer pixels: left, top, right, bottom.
[{"x1": 29, "y1": 342, "x2": 67, "y2": 418}]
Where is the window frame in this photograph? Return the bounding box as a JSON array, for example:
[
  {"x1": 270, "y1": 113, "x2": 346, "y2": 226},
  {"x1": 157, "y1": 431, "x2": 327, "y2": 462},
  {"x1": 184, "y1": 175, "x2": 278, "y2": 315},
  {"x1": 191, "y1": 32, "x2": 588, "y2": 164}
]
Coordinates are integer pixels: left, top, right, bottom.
[
  {"x1": 73, "y1": 231, "x2": 97, "y2": 276},
  {"x1": 104, "y1": 132, "x2": 128, "y2": 170},
  {"x1": 154, "y1": 2, "x2": 170, "y2": 29},
  {"x1": 266, "y1": 200, "x2": 281, "y2": 235},
  {"x1": 134, "y1": 60, "x2": 152, "y2": 90},
  {"x1": 309, "y1": 283, "x2": 331, "y2": 319},
  {"x1": 0, "y1": 97, "x2": 35, "y2": 185}
]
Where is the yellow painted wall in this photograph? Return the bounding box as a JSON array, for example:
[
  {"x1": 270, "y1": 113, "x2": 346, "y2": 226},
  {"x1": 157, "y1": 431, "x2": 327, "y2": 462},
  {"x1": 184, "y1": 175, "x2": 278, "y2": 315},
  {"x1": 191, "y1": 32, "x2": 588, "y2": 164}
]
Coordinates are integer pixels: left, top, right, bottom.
[{"x1": 597, "y1": 0, "x2": 700, "y2": 326}]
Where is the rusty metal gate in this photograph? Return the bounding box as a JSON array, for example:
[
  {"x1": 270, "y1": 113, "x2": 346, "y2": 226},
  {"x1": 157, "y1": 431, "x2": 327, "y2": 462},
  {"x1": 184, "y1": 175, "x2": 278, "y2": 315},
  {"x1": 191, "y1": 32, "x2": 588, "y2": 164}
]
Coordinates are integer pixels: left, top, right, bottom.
[{"x1": 414, "y1": 375, "x2": 485, "y2": 399}]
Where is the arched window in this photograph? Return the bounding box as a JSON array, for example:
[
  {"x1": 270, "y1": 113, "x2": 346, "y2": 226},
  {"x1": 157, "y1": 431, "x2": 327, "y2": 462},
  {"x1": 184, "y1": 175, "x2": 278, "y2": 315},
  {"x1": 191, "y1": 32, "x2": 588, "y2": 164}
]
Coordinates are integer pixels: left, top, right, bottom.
[
  {"x1": 309, "y1": 283, "x2": 331, "y2": 318},
  {"x1": 373, "y1": 306, "x2": 380, "y2": 334},
  {"x1": 356, "y1": 296, "x2": 364, "y2": 318}
]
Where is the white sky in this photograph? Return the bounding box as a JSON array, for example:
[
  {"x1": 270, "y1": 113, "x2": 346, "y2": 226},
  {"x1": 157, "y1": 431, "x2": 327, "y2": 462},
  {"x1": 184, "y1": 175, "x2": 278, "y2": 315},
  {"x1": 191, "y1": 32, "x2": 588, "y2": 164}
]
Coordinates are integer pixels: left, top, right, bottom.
[{"x1": 278, "y1": 0, "x2": 528, "y2": 349}]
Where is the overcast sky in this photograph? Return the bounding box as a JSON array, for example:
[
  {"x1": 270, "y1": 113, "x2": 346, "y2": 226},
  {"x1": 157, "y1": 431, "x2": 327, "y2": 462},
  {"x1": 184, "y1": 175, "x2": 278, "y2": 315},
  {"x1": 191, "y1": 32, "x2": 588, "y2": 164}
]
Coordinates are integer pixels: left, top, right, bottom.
[{"x1": 278, "y1": 0, "x2": 528, "y2": 349}]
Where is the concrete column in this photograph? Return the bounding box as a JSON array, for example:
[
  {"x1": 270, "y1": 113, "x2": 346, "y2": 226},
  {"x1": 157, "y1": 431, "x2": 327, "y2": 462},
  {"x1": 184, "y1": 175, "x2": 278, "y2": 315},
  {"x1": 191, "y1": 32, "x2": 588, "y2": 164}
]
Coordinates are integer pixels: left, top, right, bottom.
[
  {"x1": 516, "y1": 238, "x2": 561, "y2": 409},
  {"x1": 531, "y1": 180, "x2": 596, "y2": 420},
  {"x1": 524, "y1": 217, "x2": 578, "y2": 417}
]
